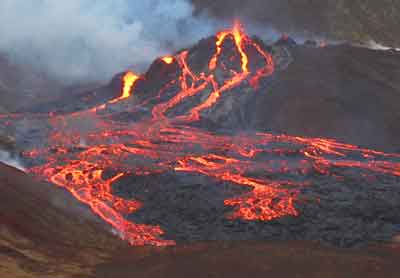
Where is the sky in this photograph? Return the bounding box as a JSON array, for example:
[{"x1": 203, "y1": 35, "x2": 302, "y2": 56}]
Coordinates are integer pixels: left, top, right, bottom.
[{"x1": 0, "y1": 0, "x2": 218, "y2": 83}]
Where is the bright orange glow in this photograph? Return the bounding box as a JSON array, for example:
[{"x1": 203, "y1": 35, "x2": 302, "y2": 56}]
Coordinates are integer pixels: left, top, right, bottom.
[
  {"x1": 232, "y1": 21, "x2": 249, "y2": 72},
  {"x1": 110, "y1": 71, "x2": 139, "y2": 104},
  {"x1": 162, "y1": 56, "x2": 174, "y2": 64},
  {"x1": 20, "y1": 22, "x2": 400, "y2": 248}
]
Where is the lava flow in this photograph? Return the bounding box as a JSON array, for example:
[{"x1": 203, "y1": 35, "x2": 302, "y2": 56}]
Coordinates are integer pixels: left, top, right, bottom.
[
  {"x1": 16, "y1": 23, "x2": 400, "y2": 246},
  {"x1": 109, "y1": 71, "x2": 139, "y2": 104}
]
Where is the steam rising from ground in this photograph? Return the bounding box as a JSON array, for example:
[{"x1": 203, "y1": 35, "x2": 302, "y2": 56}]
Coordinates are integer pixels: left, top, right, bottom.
[
  {"x1": 366, "y1": 41, "x2": 400, "y2": 52},
  {"x1": 0, "y1": 151, "x2": 25, "y2": 171},
  {"x1": 0, "y1": 0, "x2": 217, "y2": 83}
]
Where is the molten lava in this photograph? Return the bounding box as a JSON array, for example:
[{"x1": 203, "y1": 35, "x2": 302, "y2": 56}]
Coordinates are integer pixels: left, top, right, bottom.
[
  {"x1": 13, "y1": 23, "x2": 400, "y2": 247},
  {"x1": 162, "y1": 56, "x2": 174, "y2": 64},
  {"x1": 109, "y1": 71, "x2": 139, "y2": 103}
]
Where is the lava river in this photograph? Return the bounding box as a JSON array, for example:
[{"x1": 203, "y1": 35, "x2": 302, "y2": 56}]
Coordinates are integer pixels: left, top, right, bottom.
[{"x1": 10, "y1": 23, "x2": 400, "y2": 246}]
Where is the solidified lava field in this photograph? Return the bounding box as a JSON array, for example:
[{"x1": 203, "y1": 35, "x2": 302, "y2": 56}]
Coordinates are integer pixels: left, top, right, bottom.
[{"x1": 1, "y1": 23, "x2": 400, "y2": 247}]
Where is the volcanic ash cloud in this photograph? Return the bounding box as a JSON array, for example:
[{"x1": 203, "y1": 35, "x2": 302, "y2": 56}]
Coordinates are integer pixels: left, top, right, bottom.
[{"x1": 0, "y1": 0, "x2": 217, "y2": 83}]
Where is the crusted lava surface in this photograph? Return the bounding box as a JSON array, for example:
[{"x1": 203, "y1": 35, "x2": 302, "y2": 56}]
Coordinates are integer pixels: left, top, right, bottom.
[{"x1": 1, "y1": 24, "x2": 400, "y2": 247}]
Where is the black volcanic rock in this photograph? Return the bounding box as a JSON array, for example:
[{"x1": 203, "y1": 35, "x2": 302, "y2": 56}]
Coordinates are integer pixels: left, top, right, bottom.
[
  {"x1": 250, "y1": 45, "x2": 400, "y2": 152},
  {"x1": 113, "y1": 36, "x2": 400, "y2": 152},
  {"x1": 3, "y1": 31, "x2": 400, "y2": 249},
  {"x1": 90, "y1": 34, "x2": 400, "y2": 247},
  {"x1": 192, "y1": 0, "x2": 400, "y2": 47},
  {"x1": 18, "y1": 34, "x2": 400, "y2": 152},
  {"x1": 2, "y1": 162, "x2": 400, "y2": 277},
  {"x1": 304, "y1": 40, "x2": 318, "y2": 47},
  {"x1": 274, "y1": 35, "x2": 297, "y2": 47}
]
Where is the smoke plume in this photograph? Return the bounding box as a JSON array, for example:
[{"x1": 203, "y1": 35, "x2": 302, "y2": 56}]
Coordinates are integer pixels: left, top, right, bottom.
[{"x1": 0, "y1": 0, "x2": 218, "y2": 83}]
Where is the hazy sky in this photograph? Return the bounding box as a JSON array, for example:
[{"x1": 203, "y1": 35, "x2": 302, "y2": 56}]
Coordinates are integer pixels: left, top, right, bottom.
[{"x1": 0, "y1": 0, "x2": 218, "y2": 82}]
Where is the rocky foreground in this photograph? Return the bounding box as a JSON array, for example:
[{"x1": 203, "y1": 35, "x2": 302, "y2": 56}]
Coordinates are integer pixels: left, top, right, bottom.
[{"x1": 1, "y1": 163, "x2": 400, "y2": 277}]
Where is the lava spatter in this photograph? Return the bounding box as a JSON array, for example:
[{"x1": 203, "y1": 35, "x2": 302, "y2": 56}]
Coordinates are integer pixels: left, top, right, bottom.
[{"x1": 20, "y1": 23, "x2": 400, "y2": 247}]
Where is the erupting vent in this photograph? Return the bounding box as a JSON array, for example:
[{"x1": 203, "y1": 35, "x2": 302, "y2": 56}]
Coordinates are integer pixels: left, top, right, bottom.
[{"x1": 12, "y1": 23, "x2": 400, "y2": 246}]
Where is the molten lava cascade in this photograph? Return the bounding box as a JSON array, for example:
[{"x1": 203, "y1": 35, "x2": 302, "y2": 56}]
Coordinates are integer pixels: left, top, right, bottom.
[
  {"x1": 109, "y1": 71, "x2": 139, "y2": 104},
  {"x1": 12, "y1": 23, "x2": 400, "y2": 246}
]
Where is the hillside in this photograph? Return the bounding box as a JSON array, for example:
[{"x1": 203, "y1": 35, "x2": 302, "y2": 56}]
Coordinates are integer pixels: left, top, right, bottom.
[
  {"x1": 1, "y1": 163, "x2": 400, "y2": 277},
  {"x1": 0, "y1": 53, "x2": 100, "y2": 113},
  {"x1": 193, "y1": 0, "x2": 400, "y2": 47}
]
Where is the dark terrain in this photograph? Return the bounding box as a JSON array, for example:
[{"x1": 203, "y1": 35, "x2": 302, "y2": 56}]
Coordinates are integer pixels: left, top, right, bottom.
[
  {"x1": 1, "y1": 20, "x2": 400, "y2": 277},
  {"x1": 252, "y1": 44, "x2": 400, "y2": 152},
  {"x1": 19, "y1": 42, "x2": 400, "y2": 151},
  {"x1": 1, "y1": 31, "x2": 397, "y2": 248},
  {"x1": 1, "y1": 163, "x2": 400, "y2": 277},
  {"x1": 193, "y1": 0, "x2": 400, "y2": 47}
]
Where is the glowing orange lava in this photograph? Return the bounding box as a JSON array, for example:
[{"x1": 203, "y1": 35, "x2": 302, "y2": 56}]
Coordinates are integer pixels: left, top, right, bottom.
[
  {"x1": 109, "y1": 71, "x2": 139, "y2": 104},
  {"x1": 162, "y1": 56, "x2": 174, "y2": 64},
  {"x1": 18, "y1": 23, "x2": 400, "y2": 247}
]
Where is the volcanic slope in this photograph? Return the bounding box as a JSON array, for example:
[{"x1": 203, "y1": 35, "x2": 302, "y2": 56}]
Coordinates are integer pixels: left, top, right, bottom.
[
  {"x1": 1, "y1": 162, "x2": 400, "y2": 277},
  {"x1": 3, "y1": 24, "x2": 400, "y2": 247},
  {"x1": 192, "y1": 0, "x2": 400, "y2": 47},
  {"x1": 0, "y1": 53, "x2": 101, "y2": 114}
]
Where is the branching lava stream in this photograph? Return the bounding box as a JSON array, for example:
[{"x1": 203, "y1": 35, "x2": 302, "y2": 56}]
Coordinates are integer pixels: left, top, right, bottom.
[{"x1": 13, "y1": 23, "x2": 400, "y2": 246}]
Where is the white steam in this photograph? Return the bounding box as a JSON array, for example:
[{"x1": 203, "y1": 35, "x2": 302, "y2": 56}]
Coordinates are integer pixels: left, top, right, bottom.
[
  {"x1": 0, "y1": 151, "x2": 25, "y2": 171},
  {"x1": 365, "y1": 40, "x2": 400, "y2": 52},
  {"x1": 0, "y1": 0, "x2": 218, "y2": 83}
]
